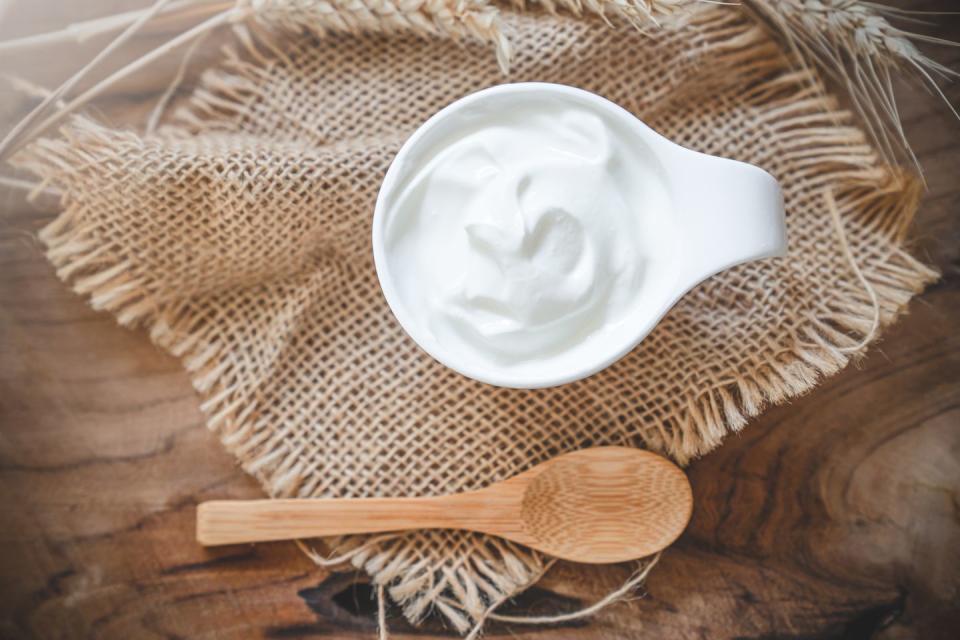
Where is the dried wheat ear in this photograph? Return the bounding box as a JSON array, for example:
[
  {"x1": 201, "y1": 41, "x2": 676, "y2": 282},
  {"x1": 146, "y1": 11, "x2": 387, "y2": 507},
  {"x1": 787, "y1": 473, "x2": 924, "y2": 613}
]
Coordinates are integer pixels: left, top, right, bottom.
[{"x1": 745, "y1": 0, "x2": 959, "y2": 172}]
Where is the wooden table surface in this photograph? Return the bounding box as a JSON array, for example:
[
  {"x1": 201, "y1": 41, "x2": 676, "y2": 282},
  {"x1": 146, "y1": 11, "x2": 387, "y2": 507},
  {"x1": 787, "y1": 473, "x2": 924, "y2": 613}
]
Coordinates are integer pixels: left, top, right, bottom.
[{"x1": 1, "y1": 2, "x2": 958, "y2": 638}]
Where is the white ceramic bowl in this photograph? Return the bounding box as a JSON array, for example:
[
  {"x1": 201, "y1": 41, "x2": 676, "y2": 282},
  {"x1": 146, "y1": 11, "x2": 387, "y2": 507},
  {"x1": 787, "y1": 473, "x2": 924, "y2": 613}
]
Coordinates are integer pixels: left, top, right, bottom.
[{"x1": 372, "y1": 83, "x2": 786, "y2": 389}]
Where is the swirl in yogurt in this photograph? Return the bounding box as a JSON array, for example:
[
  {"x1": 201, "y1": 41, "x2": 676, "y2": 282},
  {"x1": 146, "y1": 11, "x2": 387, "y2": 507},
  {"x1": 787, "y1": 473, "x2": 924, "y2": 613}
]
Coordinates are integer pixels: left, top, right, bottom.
[{"x1": 382, "y1": 99, "x2": 673, "y2": 375}]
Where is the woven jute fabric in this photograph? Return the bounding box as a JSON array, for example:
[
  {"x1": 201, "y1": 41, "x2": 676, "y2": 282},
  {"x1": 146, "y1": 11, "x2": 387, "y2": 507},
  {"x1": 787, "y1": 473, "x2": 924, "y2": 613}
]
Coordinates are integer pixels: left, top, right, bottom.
[{"x1": 17, "y1": 3, "x2": 938, "y2": 632}]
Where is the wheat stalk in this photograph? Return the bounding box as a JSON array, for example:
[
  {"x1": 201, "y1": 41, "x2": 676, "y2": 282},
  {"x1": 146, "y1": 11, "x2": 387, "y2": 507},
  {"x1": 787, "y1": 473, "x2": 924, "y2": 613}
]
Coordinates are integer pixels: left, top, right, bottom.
[
  {"x1": 745, "y1": 0, "x2": 959, "y2": 171},
  {"x1": 0, "y1": 0, "x2": 513, "y2": 160},
  {"x1": 246, "y1": 0, "x2": 509, "y2": 64},
  {"x1": 0, "y1": 0, "x2": 232, "y2": 54}
]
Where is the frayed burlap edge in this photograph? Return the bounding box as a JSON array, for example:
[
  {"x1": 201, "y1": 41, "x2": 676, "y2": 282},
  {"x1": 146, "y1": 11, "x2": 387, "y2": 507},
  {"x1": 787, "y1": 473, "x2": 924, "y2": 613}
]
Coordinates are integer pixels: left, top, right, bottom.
[{"x1": 12, "y1": 7, "x2": 939, "y2": 635}]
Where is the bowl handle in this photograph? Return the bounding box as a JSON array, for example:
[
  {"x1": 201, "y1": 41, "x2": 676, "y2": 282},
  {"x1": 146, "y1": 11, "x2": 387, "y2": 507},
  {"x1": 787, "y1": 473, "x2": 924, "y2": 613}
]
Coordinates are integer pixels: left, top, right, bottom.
[{"x1": 661, "y1": 147, "x2": 787, "y2": 287}]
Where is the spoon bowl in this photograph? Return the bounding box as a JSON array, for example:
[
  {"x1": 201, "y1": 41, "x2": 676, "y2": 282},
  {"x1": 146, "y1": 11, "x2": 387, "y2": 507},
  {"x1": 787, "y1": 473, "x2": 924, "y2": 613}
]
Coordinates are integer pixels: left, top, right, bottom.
[{"x1": 197, "y1": 447, "x2": 693, "y2": 563}]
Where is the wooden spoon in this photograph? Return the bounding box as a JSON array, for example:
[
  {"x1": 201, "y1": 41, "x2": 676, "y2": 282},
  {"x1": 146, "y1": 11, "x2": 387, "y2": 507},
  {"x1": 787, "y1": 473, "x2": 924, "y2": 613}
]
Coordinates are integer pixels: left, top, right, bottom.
[{"x1": 196, "y1": 447, "x2": 693, "y2": 563}]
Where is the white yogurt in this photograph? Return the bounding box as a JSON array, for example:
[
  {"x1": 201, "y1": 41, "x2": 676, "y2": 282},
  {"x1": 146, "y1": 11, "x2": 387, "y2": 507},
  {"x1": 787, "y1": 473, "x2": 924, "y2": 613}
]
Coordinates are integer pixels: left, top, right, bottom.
[{"x1": 376, "y1": 87, "x2": 679, "y2": 386}]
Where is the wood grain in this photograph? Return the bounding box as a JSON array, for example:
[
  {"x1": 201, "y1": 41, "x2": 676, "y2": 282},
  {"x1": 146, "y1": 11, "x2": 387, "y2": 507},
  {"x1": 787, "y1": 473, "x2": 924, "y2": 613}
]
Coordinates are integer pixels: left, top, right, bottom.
[
  {"x1": 1, "y1": 1, "x2": 958, "y2": 638},
  {"x1": 517, "y1": 448, "x2": 691, "y2": 562}
]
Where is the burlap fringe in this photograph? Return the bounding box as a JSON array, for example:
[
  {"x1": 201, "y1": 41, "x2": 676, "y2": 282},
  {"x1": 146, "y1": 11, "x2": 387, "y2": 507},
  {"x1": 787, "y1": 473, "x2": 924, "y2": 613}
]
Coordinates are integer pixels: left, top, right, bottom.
[{"x1": 12, "y1": 5, "x2": 939, "y2": 635}]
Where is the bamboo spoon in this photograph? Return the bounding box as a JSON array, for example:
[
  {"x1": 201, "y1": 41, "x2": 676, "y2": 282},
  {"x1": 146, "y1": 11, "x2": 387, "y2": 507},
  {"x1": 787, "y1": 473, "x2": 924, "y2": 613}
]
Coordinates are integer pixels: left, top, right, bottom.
[{"x1": 197, "y1": 447, "x2": 693, "y2": 563}]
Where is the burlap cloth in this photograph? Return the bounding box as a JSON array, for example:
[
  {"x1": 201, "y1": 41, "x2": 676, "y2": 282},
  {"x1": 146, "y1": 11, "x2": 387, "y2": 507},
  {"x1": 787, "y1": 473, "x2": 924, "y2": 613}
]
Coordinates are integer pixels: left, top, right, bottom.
[{"x1": 16, "y1": 2, "x2": 938, "y2": 632}]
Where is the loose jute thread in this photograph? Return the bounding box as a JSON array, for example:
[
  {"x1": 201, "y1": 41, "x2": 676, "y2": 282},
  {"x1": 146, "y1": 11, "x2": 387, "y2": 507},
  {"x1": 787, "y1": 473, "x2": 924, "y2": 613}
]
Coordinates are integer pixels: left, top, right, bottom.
[
  {"x1": 465, "y1": 553, "x2": 662, "y2": 640},
  {"x1": 824, "y1": 189, "x2": 881, "y2": 354},
  {"x1": 294, "y1": 536, "x2": 661, "y2": 637},
  {"x1": 377, "y1": 584, "x2": 388, "y2": 640}
]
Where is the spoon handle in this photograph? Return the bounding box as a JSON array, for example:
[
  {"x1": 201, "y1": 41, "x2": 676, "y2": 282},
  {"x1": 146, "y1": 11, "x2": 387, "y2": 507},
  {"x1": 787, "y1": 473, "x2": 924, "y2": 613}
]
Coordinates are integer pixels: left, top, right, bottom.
[
  {"x1": 197, "y1": 496, "x2": 461, "y2": 545},
  {"x1": 196, "y1": 485, "x2": 532, "y2": 546}
]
